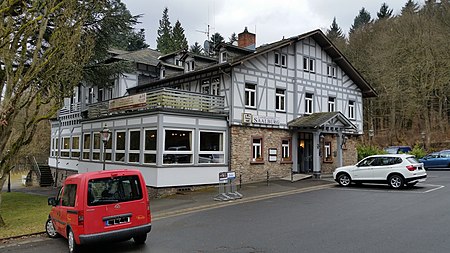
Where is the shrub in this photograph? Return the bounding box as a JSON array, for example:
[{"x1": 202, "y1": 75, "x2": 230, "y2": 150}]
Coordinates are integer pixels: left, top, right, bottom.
[
  {"x1": 410, "y1": 144, "x2": 427, "y2": 159},
  {"x1": 357, "y1": 145, "x2": 386, "y2": 161}
]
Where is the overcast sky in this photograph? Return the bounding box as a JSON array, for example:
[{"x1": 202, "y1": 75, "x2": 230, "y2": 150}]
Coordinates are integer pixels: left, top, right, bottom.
[{"x1": 121, "y1": 0, "x2": 424, "y2": 49}]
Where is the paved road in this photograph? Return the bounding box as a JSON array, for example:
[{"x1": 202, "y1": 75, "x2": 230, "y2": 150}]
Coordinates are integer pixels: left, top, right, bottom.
[{"x1": 3, "y1": 171, "x2": 450, "y2": 253}]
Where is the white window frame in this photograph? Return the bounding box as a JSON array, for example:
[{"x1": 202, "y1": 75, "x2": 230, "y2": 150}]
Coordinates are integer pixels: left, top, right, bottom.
[
  {"x1": 163, "y1": 129, "x2": 194, "y2": 165},
  {"x1": 303, "y1": 57, "x2": 315, "y2": 73},
  {"x1": 71, "y1": 135, "x2": 80, "y2": 158},
  {"x1": 198, "y1": 130, "x2": 225, "y2": 164},
  {"x1": 115, "y1": 130, "x2": 126, "y2": 163},
  {"x1": 282, "y1": 139, "x2": 291, "y2": 161},
  {"x1": 281, "y1": 54, "x2": 287, "y2": 67},
  {"x1": 201, "y1": 79, "x2": 210, "y2": 94},
  {"x1": 274, "y1": 52, "x2": 280, "y2": 66},
  {"x1": 305, "y1": 93, "x2": 314, "y2": 114},
  {"x1": 328, "y1": 97, "x2": 336, "y2": 112},
  {"x1": 220, "y1": 51, "x2": 227, "y2": 63},
  {"x1": 92, "y1": 133, "x2": 101, "y2": 161},
  {"x1": 143, "y1": 128, "x2": 157, "y2": 164},
  {"x1": 82, "y1": 133, "x2": 91, "y2": 160},
  {"x1": 348, "y1": 100, "x2": 355, "y2": 120},
  {"x1": 276, "y1": 88, "x2": 285, "y2": 112},
  {"x1": 252, "y1": 137, "x2": 263, "y2": 162},
  {"x1": 211, "y1": 77, "x2": 220, "y2": 96},
  {"x1": 128, "y1": 129, "x2": 141, "y2": 164},
  {"x1": 324, "y1": 142, "x2": 332, "y2": 162},
  {"x1": 61, "y1": 136, "x2": 70, "y2": 158},
  {"x1": 245, "y1": 83, "x2": 256, "y2": 108}
]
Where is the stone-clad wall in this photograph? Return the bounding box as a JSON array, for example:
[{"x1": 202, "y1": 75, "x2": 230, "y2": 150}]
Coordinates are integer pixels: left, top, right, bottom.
[
  {"x1": 230, "y1": 126, "x2": 292, "y2": 183},
  {"x1": 320, "y1": 135, "x2": 358, "y2": 174}
]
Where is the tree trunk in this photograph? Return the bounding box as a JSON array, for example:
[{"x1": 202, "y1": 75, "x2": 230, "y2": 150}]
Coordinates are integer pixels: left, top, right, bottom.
[{"x1": 0, "y1": 177, "x2": 6, "y2": 227}]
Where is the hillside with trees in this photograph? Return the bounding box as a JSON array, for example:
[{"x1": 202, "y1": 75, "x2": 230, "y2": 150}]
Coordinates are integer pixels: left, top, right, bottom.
[{"x1": 327, "y1": 0, "x2": 450, "y2": 149}]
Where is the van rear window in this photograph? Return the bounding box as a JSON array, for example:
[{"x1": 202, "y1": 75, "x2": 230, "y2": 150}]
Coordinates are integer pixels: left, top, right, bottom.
[{"x1": 88, "y1": 175, "x2": 143, "y2": 206}]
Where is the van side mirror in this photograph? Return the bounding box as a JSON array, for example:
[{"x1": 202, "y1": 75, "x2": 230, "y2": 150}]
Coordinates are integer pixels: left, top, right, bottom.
[{"x1": 48, "y1": 197, "x2": 57, "y2": 206}]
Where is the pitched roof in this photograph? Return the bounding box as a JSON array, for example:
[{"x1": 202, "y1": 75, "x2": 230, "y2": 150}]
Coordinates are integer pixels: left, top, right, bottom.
[
  {"x1": 112, "y1": 48, "x2": 162, "y2": 66},
  {"x1": 288, "y1": 112, "x2": 356, "y2": 131}
]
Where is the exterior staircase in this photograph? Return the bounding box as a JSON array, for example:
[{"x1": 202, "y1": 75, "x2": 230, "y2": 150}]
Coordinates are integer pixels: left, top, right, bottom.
[{"x1": 38, "y1": 165, "x2": 54, "y2": 187}]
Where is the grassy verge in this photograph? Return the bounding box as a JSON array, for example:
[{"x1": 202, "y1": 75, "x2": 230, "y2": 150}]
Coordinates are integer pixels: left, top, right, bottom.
[{"x1": 0, "y1": 192, "x2": 51, "y2": 239}]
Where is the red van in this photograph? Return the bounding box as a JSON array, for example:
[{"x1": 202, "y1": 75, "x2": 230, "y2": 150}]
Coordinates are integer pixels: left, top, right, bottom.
[{"x1": 46, "y1": 169, "x2": 151, "y2": 253}]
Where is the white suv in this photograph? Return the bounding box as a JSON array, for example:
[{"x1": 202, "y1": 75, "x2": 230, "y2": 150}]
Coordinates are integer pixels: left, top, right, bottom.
[{"x1": 333, "y1": 154, "x2": 427, "y2": 189}]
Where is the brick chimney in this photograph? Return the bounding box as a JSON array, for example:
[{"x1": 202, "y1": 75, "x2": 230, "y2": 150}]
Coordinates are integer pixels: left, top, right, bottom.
[{"x1": 238, "y1": 27, "x2": 256, "y2": 50}]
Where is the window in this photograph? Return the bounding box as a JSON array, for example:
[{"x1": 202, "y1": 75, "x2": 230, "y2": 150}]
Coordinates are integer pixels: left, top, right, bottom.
[
  {"x1": 327, "y1": 65, "x2": 337, "y2": 78},
  {"x1": 61, "y1": 137, "x2": 70, "y2": 157},
  {"x1": 245, "y1": 83, "x2": 256, "y2": 108},
  {"x1": 211, "y1": 77, "x2": 220, "y2": 96},
  {"x1": 281, "y1": 139, "x2": 291, "y2": 162},
  {"x1": 88, "y1": 175, "x2": 143, "y2": 206},
  {"x1": 160, "y1": 67, "x2": 166, "y2": 79},
  {"x1": 144, "y1": 129, "x2": 157, "y2": 164},
  {"x1": 281, "y1": 54, "x2": 287, "y2": 67},
  {"x1": 83, "y1": 133, "x2": 91, "y2": 160},
  {"x1": 252, "y1": 137, "x2": 263, "y2": 162},
  {"x1": 163, "y1": 130, "x2": 193, "y2": 164},
  {"x1": 305, "y1": 93, "x2": 313, "y2": 114},
  {"x1": 71, "y1": 136, "x2": 80, "y2": 158},
  {"x1": 324, "y1": 142, "x2": 332, "y2": 162},
  {"x1": 220, "y1": 51, "x2": 227, "y2": 63},
  {"x1": 186, "y1": 61, "x2": 195, "y2": 72},
  {"x1": 201, "y1": 79, "x2": 210, "y2": 94},
  {"x1": 274, "y1": 52, "x2": 280, "y2": 66},
  {"x1": 115, "y1": 131, "x2": 126, "y2": 162},
  {"x1": 128, "y1": 130, "x2": 141, "y2": 163},
  {"x1": 328, "y1": 97, "x2": 336, "y2": 112},
  {"x1": 303, "y1": 57, "x2": 315, "y2": 72},
  {"x1": 61, "y1": 184, "x2": 77, "y2": 207},
  {"x1": 199, "y1": 131, "x2": 225, "y2": 164},
  {"x1": 348, "y1": 100, "x2": 355, "y2": 119},
  {"x1": 276, "y1": 89, "x2": 285, "y2": 112},
  {"x1": 93, "y1": 133, "x2": 101, "y2": 161}
]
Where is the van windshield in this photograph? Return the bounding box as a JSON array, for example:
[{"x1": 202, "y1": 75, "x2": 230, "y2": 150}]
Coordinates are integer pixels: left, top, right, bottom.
[{"x1": 88, "y1": 175, "x2": 143, "y2": 206}]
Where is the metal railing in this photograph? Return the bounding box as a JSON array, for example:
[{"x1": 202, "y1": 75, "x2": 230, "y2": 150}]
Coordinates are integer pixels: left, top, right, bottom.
[
  {"x1": 87, "y1": 88, "x2": 225, "y2": 119},
  {"x1": 27, "y1": 156, "x2": 41, "y2": 182}
]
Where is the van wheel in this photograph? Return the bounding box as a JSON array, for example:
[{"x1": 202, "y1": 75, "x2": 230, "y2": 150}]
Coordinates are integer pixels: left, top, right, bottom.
[
  {"x1": 45, "y1": 218, "x2": 59, "y2": 238},
  {"x1": 68, "y1": 229, "x2": 80, "y2": 253},
  {"x1": 133, "y1": 234, "x2": 147, "y2": 244}
]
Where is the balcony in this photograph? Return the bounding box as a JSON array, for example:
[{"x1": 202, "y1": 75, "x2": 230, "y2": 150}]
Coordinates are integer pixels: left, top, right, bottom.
[{"x1": 86, "y1": 88, "x2": 225, "y2": 119}]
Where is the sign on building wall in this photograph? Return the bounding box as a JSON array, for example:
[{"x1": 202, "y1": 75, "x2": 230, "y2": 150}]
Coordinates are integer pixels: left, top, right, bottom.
[
  {"x1": 109, "y1": 93, "x2": 147, "y2": 111},
  {"x1": 241, "y1": 113, "x2": 280, "y2": 126},
  {"x1": 268, "y1": 148, "x2": 277, "y2": 162}
]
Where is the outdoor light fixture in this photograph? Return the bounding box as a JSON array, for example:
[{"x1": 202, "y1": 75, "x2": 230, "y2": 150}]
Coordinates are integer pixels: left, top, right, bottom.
[{"x1": 100, "y1": 124, "x2": 112, "y2": 171}]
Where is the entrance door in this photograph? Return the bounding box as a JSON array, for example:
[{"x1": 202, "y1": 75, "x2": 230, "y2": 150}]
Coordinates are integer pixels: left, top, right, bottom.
[{"x1": 298, "y1": 133, "x2": 313, "y2": 173}]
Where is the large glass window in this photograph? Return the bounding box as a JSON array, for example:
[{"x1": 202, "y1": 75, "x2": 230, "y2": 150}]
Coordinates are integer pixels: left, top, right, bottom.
[
  {"x1": 115, "y1": 131, "x2": 126, "y2": 162},
  {"x1": 128, "y1": 130, "x2": 141, "y2": 163},
  {"x1": 201, "y1": 79, "x2": 210, "y2": 94},
  {"x1": 61, "y1": 137, "x2": 70, "y2": 157},
  {"x1": 93, "y1": 133, "x2": 101, "y2": 161},
  {"x1": 245, "y1": 83, "x2": 256, "y2": 108},
  {"x1": 83, "y1": 133, "x2": 91, "y2": 160},
  {"x1": 71, "y1": 136, "x2": 80, "y2": 158},
  {"x1": 163, "y1": 130, "x2": 192, "y2": 164},
  {"x1": 305, "y1": 93, "x2": 313, "y2": 114},
  {"x1": 144, "y1": 129, "x2": 157, "y2": 164},
  {"x1": 276, "y1": 89, "x2": 285, "y2": 112},
  {"x1": 199, "y1": 131, "x2": 224, "y2": 164}
]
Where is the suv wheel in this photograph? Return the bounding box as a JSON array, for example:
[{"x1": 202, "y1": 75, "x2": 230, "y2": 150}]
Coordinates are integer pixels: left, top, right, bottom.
[
  {"x1": 45, "y1": 218, "x2": 58, "y2": 238},
  {"x1": 68, "y1": 229, "x2": 80, "y2": 253},
  {"x1": 337, "y1": 173, "x2": 351, "y2": 187},
  {"x1": 388, "y1": 175, "x2": 404, "y2": 189}
]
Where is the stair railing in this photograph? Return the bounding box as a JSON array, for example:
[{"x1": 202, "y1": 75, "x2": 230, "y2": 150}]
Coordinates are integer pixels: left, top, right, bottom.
[{"x1": 27, "y1": 156, "x2": 41, "y2": 182}]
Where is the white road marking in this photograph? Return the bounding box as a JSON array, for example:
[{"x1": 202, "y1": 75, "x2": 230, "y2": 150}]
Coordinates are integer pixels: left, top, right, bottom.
[{"x1": 331, "y1": 183, "x2": 444, "y2": 194}]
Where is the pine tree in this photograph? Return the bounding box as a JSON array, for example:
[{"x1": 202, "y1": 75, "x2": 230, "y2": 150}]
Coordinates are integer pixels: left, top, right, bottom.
[
  {"x1": 190, "y1": 42, "x2": 203, "y2": 54},
  {"x1": 209, "y1": 32, "x2": 224, "y2": 55},
  {"x1": 349, "y1": 7, "x2": 372, "y2": 35},
  {"x1": 156, "y1": 7, "x2": 173, "y2": 54},
  {"x1": 402, "y1": 0, "x2": 420, "y2": 15},
  {"x1": 172, "y1": 20, "x2": 189, "y2": 51},
  {"x1": 377, "y1": 3, "x2": 393, "y2": 19},
  {"x1": 229, "y1": 32, "x2": 238, "y2": 45},
  {"x1": 326, "y1": 17, "x2": 346, "y2": 51}
]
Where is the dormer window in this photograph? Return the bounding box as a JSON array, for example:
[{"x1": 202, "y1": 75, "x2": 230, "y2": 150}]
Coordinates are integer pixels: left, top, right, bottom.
[
  {"x1": 220, "y1": 51, "x2": 227, "y2": 63},
  {"x1": 186, "y1": 61, "x2": 195, "y2": 72},
  {"x1": 160, "y1": 67, "x2": 166, "y2": 79}
]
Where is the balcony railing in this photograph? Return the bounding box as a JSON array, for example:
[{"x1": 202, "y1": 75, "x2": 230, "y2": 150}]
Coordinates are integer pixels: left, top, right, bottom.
[{"x1": 86, "y1": 88, "x2": 225, "y2": 119}]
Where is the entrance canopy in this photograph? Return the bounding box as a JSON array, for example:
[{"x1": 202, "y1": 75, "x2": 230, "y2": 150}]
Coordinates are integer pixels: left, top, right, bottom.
[{"x1": 288, "y1": 112, "x2": 357, "y2": 133}]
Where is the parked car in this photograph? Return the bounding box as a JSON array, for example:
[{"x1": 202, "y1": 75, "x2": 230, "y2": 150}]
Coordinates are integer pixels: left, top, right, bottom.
[
  {"x1": 419, "y1": 150, "x2": 450, "y2": 169},
  {"x1": 384, "y1": 146, "x2": 412, "y2": 154},
  {"x1": 46, "y1": 169, "x2": 151, "y2": 253},
  {"x1": 333, "y1": 154, "x2": 427, "y2": 189}
]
